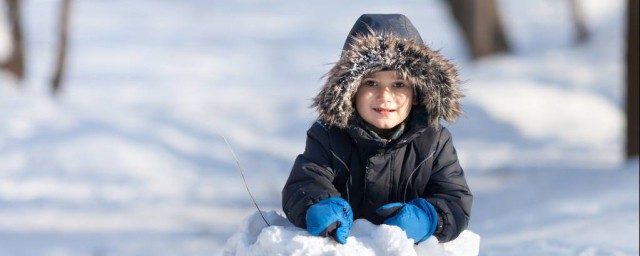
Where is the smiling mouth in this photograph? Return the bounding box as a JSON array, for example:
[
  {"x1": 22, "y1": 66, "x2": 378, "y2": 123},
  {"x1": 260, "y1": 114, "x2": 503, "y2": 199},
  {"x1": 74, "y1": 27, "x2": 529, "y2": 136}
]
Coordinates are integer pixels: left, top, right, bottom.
[{"x1": 373, "y1": 108, "x2": 395, "y2": 115}]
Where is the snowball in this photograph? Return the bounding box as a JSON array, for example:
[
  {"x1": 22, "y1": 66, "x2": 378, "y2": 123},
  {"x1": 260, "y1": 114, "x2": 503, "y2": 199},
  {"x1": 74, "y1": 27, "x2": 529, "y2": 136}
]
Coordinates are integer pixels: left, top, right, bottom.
[{"x1": 222, "y1": 211, "x2": 480, "y2": 256}]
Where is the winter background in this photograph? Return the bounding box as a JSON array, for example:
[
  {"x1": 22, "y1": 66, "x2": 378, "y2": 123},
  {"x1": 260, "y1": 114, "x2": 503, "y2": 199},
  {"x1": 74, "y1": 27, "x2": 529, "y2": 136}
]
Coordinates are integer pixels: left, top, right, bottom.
[{"x1": 0, "y1": 0, "x2": 638, "y2": 255}]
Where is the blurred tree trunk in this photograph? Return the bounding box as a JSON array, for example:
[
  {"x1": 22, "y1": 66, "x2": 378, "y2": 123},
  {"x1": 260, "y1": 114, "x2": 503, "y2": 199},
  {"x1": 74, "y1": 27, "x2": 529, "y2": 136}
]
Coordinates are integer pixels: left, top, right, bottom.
[
  {"x1": 627, "y1": 0, "x2": 639, "y2": 158},
  {"x1": 569, "y1": 0, "x2": 589, "y2": 44},
  {"x1": 1, "y1": 0, "x2": 24, "y2": 82},
  {"x1": 52, "y1": 0, "x2": 71, "y2": 94},
  {"x1": 446, "y1": 0, "x2": 510, "y2": 59}
]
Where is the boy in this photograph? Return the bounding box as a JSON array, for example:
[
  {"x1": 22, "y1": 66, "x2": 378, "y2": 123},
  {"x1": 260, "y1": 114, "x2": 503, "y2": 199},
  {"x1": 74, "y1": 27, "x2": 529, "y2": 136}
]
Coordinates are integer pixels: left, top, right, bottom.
[{"x1": 282, "y1": 14, "x2": 472, "y2": 244}]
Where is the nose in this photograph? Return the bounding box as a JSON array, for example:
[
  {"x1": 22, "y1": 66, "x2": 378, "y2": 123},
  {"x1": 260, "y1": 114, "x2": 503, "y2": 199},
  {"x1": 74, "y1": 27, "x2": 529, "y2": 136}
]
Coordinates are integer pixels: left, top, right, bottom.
[{"x1": 377, "y1": 87, "x2": 393, "y2": 101}]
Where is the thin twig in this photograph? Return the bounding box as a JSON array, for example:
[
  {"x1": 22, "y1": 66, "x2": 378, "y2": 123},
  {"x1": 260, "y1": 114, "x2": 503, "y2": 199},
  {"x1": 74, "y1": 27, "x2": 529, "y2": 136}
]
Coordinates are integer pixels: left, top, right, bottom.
[{"x1": 223, "y1": 136, "x2": 270, "y2": 226}]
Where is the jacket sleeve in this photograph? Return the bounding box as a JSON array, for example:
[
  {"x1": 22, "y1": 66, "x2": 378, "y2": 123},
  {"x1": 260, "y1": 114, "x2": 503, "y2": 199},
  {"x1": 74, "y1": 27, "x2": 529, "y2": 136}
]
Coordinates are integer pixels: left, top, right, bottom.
[
  {"x1": 424, "y1": 127, "x2": 473, "y2": 242},
  {"x1": 282, "y1": 122, "x2": 342, "y2": 228}
]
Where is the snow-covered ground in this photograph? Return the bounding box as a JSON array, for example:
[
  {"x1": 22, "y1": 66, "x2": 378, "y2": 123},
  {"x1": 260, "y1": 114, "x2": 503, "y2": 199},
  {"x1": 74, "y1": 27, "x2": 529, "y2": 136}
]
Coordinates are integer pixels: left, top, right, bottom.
[
  {"x1": 222, "y1": 211, "x2": 480, "y2": 256},
  {"x1": 1, "y1": 0, "x2": 637, "y2": 255}
]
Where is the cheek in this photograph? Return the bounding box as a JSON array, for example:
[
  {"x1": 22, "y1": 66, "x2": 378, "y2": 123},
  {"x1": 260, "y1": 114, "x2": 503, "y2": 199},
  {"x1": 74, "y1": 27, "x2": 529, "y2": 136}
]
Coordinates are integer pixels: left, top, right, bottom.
[
  {"x1": 355, "y1": 91, "x2": 369, "y2": 111},
  {"x1": 397, "y1": 93, "x2": 412, "y2": 107}
]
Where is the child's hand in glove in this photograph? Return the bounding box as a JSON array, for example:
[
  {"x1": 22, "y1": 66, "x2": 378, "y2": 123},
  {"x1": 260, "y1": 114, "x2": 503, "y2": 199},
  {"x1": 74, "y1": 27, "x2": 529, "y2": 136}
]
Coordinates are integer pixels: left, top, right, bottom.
[
  {"x1": 376, "y1": 198, "x2": 438, "y2": 243},
  {"x1": 306, "y1": 197, "x2": 353, "y2": 244}
]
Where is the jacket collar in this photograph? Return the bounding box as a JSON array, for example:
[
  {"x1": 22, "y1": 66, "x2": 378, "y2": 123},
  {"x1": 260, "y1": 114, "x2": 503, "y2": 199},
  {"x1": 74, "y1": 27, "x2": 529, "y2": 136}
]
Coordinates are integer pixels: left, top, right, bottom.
[{"x1": 345, "y1": 109, "x2": 430, "y2": 153}]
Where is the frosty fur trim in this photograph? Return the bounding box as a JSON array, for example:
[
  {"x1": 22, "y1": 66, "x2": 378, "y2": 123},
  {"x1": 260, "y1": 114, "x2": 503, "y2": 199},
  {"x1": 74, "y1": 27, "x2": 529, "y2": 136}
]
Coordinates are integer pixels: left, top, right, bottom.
[{"x1": 312, "y1": 31, "x2": 463, "y2": 128}]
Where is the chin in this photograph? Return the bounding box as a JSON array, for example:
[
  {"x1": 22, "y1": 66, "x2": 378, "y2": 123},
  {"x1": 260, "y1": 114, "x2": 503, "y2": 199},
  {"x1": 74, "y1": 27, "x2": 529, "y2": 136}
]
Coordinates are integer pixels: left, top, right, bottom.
[{"x1": 372, "y1": 121, "x2": 398, "y2": 129}]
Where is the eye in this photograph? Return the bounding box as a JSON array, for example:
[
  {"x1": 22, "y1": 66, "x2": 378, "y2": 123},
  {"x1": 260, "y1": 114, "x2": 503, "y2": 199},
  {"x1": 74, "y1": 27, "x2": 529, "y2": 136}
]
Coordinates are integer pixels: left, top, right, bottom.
[
  {"x1": 363, "y1": 80, "x2": 376, "y2": 87},
  {"x1": 393, "y1": 82, "x2": 406, "y2": 88}
]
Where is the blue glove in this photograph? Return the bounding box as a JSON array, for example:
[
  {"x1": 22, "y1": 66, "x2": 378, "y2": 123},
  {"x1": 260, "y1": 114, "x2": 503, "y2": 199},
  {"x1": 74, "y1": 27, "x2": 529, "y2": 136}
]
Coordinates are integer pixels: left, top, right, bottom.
[
  {"x1": 376, "y1": 198, "x2": 438, "y2": 243},
  {"x1": 306, "y1": 197, "x2": 353, "y2": 244}
]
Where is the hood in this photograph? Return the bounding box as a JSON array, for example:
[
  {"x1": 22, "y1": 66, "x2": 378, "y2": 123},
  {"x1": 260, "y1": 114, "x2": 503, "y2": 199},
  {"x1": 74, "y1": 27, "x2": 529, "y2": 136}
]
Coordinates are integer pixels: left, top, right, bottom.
[{"x1": 312, "y1": 14, "x2": 463, "y2": 128}]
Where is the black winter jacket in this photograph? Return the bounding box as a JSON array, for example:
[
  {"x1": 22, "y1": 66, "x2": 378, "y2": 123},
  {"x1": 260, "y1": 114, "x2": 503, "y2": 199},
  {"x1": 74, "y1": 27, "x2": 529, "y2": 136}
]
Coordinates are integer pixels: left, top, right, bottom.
[{"x1": 282, "y1": 118, "x2": 472, "y2": 242}]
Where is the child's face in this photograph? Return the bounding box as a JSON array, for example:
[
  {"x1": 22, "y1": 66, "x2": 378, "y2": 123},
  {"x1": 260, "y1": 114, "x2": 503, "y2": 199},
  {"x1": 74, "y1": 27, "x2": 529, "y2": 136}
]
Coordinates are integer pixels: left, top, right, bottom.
[{"x1": 355, "y1": 71, "x2": 413, "y2": 131}]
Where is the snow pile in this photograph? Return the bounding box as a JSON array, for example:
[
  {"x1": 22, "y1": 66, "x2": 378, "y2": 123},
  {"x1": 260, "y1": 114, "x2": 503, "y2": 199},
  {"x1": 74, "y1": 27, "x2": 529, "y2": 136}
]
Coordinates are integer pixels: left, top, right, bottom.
[{"x1": 222, "y1": 211, "x2": 479, "y2": 256}]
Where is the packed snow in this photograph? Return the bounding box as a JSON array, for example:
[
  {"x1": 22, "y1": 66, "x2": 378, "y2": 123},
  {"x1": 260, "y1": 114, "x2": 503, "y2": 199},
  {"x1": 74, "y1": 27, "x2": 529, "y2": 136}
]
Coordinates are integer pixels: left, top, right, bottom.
[
  {"x1": 0, "y1": 0, "x2": 637, "y2": 255},
  {"x1": 222, "y1": 211, "x2": 479, "y2": 256}
]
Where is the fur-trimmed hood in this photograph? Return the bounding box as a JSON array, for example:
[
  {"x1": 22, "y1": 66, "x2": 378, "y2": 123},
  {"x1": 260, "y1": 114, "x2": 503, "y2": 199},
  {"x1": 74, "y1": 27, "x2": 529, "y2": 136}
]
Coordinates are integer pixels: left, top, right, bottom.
[{"x1": 312, "y1": 14, "x2": 462, "y2": 128}]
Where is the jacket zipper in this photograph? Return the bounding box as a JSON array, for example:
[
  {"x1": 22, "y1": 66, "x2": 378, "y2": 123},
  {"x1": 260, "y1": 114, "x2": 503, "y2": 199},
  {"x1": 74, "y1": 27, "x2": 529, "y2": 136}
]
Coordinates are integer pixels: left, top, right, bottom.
[{"x1": 363, "y1": 151, "x2": 383, "y2": 203}]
